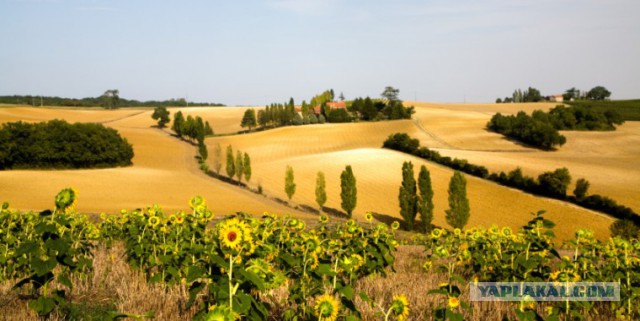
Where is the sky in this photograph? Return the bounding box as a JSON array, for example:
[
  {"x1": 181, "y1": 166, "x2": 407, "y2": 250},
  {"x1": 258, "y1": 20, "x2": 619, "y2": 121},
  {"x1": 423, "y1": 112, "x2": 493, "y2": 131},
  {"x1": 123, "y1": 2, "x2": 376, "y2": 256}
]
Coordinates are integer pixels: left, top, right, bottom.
[{"x1": 1, "y1": 0, "x2": 639, "y2": 105}]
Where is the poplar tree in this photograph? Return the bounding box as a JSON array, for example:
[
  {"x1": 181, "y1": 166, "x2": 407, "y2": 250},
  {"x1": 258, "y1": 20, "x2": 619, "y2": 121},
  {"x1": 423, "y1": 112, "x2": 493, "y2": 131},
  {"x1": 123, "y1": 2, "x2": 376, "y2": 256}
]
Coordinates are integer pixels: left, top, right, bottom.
[
  {"x1": 226, "y1": 145, "x2": 235, "y2": 179},
  {"x1": 340, "y1": 165, "x2": 357, "y2": 218},
  {"x1": 243, "y1": 152, "x2": 252, "y2": 182},
  {"x1": 213, "y1": 143, "x2": 222, "y2": 174},
  {"x1": 399, "y1": 161, "x2": 417, "y2": 230},
  {"x1": 315, "y1": 171, "x2": 327, "y2": 212},
  {"x1": 235, "y1": 150, "x2": 244, "y2": 182},
  {"x1": 418, "y1": 165, "x2": 434, "y2": 232},
  {"x1": 445, "y1": 171, "x2": 470, "y2": 229},
  {"x1": 285, "y1": 165, "x2": 296, "y2": 201}
]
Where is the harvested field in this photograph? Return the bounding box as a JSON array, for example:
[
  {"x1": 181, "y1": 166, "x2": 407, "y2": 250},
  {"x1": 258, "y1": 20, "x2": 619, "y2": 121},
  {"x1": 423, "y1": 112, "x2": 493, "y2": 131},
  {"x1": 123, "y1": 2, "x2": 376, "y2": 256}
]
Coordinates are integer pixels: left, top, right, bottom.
[{"x1": 1, "y1": 103, "x2": 634, "y2": 240}]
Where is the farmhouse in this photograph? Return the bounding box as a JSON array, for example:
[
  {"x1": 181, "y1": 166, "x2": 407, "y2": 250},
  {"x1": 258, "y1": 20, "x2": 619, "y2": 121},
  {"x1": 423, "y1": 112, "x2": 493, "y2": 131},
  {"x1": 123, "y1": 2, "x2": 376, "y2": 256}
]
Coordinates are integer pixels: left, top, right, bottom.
[
  {"x1": 313, "y1": 101, "x2": 347, "y2": 115},
  {"x1": 549, "y1": 94, "x2": 564, "y2": 102}
]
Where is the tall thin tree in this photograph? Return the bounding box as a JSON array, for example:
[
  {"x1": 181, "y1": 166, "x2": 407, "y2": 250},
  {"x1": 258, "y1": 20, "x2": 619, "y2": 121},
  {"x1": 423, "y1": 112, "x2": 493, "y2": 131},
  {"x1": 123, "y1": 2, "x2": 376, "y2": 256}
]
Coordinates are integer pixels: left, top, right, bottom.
[
  {"x1": 213, "y1": 143, "x2": 222, "y2": 175},
  {"x1": 340, "y1": 165, "x2": 357, "y2": 218},
  {"x1": 399, "y1": 161, "x2": 417, "y2": 230},
  {"x1": 243, "y1": 152, "x2": 252, "y2": 182},
  {"x1": 235, "y1": 150, "x2": 244, "y2": 182},
  {"x1": 226, "y1": 145, "x2": 235, "y2": 179},
  {"x1": 418, "y1": 165, "x2": 434, "y2": 232},
  {"x1": 445, "y1": 171, "x2": 470, "y2": 229},
  {"x1": 285, "y1": 165, "x2": 296, "y2": 201},
  {"x1": 315, "y1": 171, "x2": 327, "y2": 212}
]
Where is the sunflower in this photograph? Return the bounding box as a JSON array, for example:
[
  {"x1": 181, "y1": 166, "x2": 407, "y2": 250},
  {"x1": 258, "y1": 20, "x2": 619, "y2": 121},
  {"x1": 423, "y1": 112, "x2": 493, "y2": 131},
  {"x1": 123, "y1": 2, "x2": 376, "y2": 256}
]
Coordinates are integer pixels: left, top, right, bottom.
[
  {"x1": 448, "y1": 296, "x2": 460, "y2": 309},
  {"x1": 169, "y1": 214, "x2": 177, "y2": 223},
  {"x1": 175, "y1": 215, "x2": 185, "y2": 224},
  {"x1": 431, "y1": 228, "x2": 443, "y2": 238},
  {"x1": 453, "y1": 228, "x2": 461, "y2": 236},
  {"x1": 422, "y1": 260, "x2": 433, "y2": 271},
  {"x1": 55, "y1": 187, "x2": 78, "y2": 213},
  {"x1": 365, "y1": 212, "x2": 373, "y2": 222},
  {"x1": 148, "y1": 216, "x2": 161, "y2": 228},
  {"x1": 203, "y1": 210, "x2": 215, "y2": 221},
  {"x1": 314, "y1": 294, "x2": 339, "y2": 321},
  {"x1": 501, "y1": 227, "x2": 513, "y2": 237},
  {"x1": 219, "y1": 224, "x2": 243, "y2": 250},
  {"x1": 391, "y1": 221, "x2": 400, "y2": 230},
  {"x1": 319, "y1": 214, "x2": 329, "y2": 224},
  {"x1": 390, "y1": 294, "x2": 410, "y2": 321}
]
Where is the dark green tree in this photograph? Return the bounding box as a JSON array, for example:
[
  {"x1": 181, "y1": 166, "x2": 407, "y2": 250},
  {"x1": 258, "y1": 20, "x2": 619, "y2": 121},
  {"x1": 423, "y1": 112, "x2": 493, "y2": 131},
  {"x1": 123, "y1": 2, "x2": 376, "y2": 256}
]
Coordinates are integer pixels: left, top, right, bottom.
[
  {"x1": 381, "y1": 86, "x2": 400, "y2": 103},
  {"x1": 243, "y1": 152, "x2": 251, "y2": 182},
  {"x1": 257, "y1": 110, "x2": 269, "y2": 128},
  {"x1": 445, "y1": 171, "x2": 470, "y2": 229},
  {"x1": 198, "y1": 141, "x2": 208, "y2": 162},
  {"x1": 235, "y1": 150, "x2": 244, "y2": 182},
  {"x1": 340, "y1": 165, "x2": 357, "y2": 218},
  {"x1": 204, "y1": 121, "x2": 214, "y2": 136},
  {"x1": 315, "y1": 171, "x2": 327, "y2": 212},
  {"x1": 399, "y1": 161, "x2": 417, "y2": 230},
  {"x1": 418, "y1": 165, "x2": 434, "y2": 232},
  {"x1": 538, "y1": 167, "x2": 571, "y2": 198},
  {"x1": 586, "y1": 86, "x2": 611, "y2": 100},
  {"x1": 241, "y1": 109, "x2": 257, "y2": 131},
  {"x1": 151, "y1": 106, "x2": 170, "y2": 128},
  {"x1": 573, "y1": 178, "x2": 590, "y2": 201},
  {"x1": 285, "y1": 165, "x2": 296, "y2": 201},
  {"x1": 172, "y1": 111, "x2": 185, "y2": 137},
  {"x1": 226, "y1": 145, "x2": 235, "y2": 179},
  {"x1": 101, "y1": 89, "x2": 120, "y2": 109},
  {"x1": 524, "y1": 87, "x2": 542, "y2": 102}
]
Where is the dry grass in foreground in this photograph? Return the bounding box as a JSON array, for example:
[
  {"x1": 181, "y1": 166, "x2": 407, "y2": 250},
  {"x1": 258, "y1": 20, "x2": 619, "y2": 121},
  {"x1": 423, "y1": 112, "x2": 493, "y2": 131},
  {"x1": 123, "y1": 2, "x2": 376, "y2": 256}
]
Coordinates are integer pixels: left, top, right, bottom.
[{"x1": 1, "y1": 245, "x2": 619, "y2": 321}]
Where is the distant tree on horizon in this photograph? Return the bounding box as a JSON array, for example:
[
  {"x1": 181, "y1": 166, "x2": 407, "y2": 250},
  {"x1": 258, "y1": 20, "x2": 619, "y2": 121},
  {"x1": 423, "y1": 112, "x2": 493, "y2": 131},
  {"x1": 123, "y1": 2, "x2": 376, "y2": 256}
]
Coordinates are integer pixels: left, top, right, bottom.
[{"x1": 586, "y1": 86, "x2": 612, "y2": 101}]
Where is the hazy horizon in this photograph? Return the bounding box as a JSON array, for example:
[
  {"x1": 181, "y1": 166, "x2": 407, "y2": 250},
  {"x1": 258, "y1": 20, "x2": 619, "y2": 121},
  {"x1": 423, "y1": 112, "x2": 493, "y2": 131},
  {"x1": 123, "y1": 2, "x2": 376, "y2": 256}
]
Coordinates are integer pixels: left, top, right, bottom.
[{"x1": 1, "y1": 0, "x2": 638, "y2": 105}]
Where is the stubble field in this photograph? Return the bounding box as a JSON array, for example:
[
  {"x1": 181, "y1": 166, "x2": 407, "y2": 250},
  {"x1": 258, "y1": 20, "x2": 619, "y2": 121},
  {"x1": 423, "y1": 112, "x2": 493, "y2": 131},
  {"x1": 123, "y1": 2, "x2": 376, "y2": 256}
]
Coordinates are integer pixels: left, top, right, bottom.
[{"x1": 1, "y1": 102, "x2": 637, "y2": 240}]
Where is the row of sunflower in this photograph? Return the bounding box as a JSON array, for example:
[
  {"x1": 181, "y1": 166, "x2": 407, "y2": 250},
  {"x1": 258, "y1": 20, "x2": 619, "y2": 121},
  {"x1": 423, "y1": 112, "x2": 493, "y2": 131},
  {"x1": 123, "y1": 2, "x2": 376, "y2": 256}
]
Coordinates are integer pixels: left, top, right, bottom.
[
  {"x1": 417, "y1": 210, "x2": 640, "y2": 321},
  {"x1": 1, "y1": 188, "x2": 99, "y2": 316},
  {"x1": 98, "y1": 195, "x2": 406, "y2": 320}
]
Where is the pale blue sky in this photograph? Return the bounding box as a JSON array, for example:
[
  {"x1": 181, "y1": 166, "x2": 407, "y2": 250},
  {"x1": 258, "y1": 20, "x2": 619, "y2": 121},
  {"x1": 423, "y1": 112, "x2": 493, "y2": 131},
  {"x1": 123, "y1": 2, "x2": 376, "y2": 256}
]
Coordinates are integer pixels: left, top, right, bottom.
[{"x1": 1, "y1": 0, "x2": 638, "y2": 105}]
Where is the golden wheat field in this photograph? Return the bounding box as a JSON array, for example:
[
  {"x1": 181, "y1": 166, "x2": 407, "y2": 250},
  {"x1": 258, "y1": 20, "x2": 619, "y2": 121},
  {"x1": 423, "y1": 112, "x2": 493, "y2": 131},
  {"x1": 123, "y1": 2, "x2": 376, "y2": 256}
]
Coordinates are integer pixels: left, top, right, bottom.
[
  {"x1": 406, "y1": 102, "x2": 640, "y2": 212},
  {"x1": 1, "y1": 102, "x2": 637, "y2": 240},
  {"x1": 0, "y1": 106, "x2": 304, "y2": 217}
]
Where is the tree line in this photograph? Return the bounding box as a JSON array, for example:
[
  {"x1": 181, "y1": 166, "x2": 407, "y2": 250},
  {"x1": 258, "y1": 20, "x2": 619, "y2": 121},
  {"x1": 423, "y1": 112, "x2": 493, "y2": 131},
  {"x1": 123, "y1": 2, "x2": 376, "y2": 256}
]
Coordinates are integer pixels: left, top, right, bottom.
[
  {"x1": 487, "y1": 105, "x2": 625, "y2": 150},
  {"x1": 496, "y1": 85, "x2": 611, "y2": 103},
  {"x1": 383, "y1": 133, "x2": 640, "y2": 231},
  {"x1": 0, "y1": 120, "x2": 133, "y2": 169},
  {"x1": 0, "y1": 91, "x2": 224, "y2": 109},
  {"x1": 398, "y1": 161, "x2": 470, "y2": 232}
]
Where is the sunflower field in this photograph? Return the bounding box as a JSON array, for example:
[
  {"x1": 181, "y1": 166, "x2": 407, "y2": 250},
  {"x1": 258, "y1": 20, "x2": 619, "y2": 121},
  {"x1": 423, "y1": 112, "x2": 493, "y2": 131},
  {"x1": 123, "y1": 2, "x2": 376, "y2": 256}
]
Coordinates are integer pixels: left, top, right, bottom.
[
  {"x1": 2, "y1": 189, "x2": 405, "y2": 321},
  {"x1": 1, "y1": 189, "x2": 639, "y2": 321}
]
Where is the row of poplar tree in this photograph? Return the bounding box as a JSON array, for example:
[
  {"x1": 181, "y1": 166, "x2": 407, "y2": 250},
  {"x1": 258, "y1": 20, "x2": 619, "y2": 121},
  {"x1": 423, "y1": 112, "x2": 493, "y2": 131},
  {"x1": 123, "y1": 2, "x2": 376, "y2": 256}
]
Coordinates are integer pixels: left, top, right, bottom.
[{"x1": 399, "y1": 161, "x2": 470, "y2": 232}]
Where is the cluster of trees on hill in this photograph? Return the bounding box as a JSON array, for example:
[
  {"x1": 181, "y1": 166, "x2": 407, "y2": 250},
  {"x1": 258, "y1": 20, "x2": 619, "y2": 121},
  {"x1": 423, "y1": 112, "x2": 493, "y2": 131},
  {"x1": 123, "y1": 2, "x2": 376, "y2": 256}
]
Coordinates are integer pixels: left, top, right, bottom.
[
  {"x1": 496, "y1": 86, "x2": 612, "y2": 103},
  {"x1": 349, "y1": 97, "x2": 414, "y2": 121},
  {"x1": 0, "y1": 91, "x2": 224, "y2": 109},
  {"x1": 487, "y1": 105, "x2": 625, "y2": 149},
  {"x1": 279, "y1": 165, "x2": 358, "y2": 218},
  {"x1": 383, "y1": 133, "x2": 640, "y2": 230},
  {"x1": 245, "y1": 87, "x2": 415, "y2": 131},
  {"x1": 171, "y1": 111, "x2": 213, "y2": 144},
  {"x1": 0, "y1": 120, "x2": 133, "y2": 169},
  {"x1": 488, "y1": 111, "x2": 567, "y2": 150}
]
